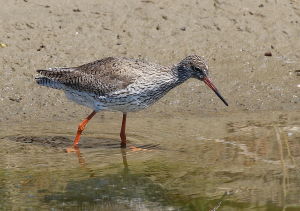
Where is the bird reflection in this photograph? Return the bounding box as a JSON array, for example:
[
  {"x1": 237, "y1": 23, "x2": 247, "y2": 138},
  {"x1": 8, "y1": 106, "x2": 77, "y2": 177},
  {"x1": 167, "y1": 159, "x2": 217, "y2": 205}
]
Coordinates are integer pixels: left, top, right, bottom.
[
  {"x1": 67, "y1": 145, "x2": 130, "y2": 170},
  {"x1": 45, "y1": 145, "x2": 173, "y2": 211},
  {"x1": 44, "y1": 142, "x2": 232, "y2": 210},
  {"x1": 67, "y1": 142, "x2": 156, "y2": 168}
]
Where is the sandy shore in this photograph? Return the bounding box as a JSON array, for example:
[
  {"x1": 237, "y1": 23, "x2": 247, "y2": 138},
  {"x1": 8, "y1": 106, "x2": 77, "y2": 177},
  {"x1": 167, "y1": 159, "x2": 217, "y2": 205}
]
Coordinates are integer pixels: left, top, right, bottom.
[{"x1": 0, "y1": 0, "x2": 299, "y2": 122}]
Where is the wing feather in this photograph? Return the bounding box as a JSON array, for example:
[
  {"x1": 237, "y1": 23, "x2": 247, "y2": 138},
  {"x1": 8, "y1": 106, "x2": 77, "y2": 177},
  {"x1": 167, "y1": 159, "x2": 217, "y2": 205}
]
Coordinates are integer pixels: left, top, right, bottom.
[{"x1": 36, "y1": 57, "x2": 135, "y2": 96}]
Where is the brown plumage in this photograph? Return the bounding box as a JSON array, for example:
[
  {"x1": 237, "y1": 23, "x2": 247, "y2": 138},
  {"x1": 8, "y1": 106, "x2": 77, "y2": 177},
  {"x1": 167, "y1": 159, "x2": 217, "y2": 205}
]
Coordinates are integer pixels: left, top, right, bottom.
[
  {"x1": 37, "y1": 57, "x2": 135, "y2": 96},
  {"x1": 35, "y1": 55, "x2": 228, "y2": 149}
]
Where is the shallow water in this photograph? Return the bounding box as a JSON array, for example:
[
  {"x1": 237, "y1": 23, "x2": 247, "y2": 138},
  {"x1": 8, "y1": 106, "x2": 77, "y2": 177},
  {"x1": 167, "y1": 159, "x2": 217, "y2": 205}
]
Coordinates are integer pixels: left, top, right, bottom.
[{"x1": 0, "y1": 111, "x2": 300, "y2": 210}]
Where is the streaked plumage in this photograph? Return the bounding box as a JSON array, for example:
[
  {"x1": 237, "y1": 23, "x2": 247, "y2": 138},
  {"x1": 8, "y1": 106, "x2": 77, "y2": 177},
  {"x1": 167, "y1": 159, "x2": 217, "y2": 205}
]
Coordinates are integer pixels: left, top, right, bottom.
[
  {"x1": 35, "y1": 55, "x2": 228, "y2": 149},
  {"x1": 37, "y1": 56, "x2": 185, "y2": 112}
]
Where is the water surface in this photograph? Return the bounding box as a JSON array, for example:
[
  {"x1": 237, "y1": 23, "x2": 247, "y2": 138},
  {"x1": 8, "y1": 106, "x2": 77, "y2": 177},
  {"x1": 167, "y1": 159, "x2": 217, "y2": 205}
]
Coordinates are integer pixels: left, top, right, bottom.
[{"x1": 1, "y1": 111, "x2": 299, "y2": 210}]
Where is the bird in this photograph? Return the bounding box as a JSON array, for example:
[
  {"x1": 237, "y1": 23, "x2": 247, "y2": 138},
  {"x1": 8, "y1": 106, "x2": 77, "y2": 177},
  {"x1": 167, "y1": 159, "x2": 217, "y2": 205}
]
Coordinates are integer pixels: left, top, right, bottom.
[{"x1": 35, "y1": 55, "x2": 228, "y2": 149}]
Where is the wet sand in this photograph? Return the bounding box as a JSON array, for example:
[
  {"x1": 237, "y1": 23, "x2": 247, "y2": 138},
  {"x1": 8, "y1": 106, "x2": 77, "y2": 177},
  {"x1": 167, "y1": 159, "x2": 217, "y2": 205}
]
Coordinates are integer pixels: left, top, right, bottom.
[{"x1": 0, "y1": 0, "x2": 299, "y2": 122}]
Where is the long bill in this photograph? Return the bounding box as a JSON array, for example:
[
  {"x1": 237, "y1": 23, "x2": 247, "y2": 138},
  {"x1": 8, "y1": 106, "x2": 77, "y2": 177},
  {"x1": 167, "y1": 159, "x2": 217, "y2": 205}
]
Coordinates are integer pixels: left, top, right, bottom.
[{"x1": 203, "y1": 77, "x2": 228, "y2": 106}]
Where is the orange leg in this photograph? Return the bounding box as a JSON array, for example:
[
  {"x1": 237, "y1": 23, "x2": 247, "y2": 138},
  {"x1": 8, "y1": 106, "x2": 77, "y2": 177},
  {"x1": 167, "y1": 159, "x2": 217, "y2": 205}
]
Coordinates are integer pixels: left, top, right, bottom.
[
  {"x1": 73, "y1": 110, "x2": 97, "y2": 146},
  {"x1": 119, "y1": 113, "x2": 150, "y2": 151},
  {"x1": 120, "y1": 113, "x2": 127, "y2": 148}
]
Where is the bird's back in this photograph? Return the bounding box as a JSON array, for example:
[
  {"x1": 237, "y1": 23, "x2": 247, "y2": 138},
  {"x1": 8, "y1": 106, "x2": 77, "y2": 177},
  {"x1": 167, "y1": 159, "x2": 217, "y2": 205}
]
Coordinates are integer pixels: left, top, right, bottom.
[{"x1": 36, "y1": 57, "x2": 167, "y2": 96}]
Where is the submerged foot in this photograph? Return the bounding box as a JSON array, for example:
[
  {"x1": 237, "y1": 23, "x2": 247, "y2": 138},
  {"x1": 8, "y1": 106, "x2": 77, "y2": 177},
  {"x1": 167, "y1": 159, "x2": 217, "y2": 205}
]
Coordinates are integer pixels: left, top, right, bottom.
[
  {"x1": 65, "y1": 145, "x2": 86, "y2": 166},
  {"x1": 129, "y1": 146, "x2": 152, "y2": 152},
  {"x1": 65, "y1": 145, "x2": 80, "y2": 153}
]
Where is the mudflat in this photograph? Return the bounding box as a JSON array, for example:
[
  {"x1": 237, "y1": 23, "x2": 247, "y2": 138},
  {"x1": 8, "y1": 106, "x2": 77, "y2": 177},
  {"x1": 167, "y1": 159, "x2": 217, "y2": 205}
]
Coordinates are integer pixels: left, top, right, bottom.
[{"x1": 0, "y1": 0, "x2": 299, "y2": 122}]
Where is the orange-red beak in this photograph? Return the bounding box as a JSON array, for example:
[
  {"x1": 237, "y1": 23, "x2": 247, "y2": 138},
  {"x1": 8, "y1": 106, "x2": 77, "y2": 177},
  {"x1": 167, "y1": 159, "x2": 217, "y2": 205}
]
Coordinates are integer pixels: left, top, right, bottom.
[{"x1": 203, "y1": 77, "x2": 228, "y2": 106}]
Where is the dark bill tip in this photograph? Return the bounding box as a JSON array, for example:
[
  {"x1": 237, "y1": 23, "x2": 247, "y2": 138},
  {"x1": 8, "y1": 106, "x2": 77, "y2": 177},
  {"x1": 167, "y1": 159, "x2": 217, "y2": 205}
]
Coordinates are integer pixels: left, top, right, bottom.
[
  {"x1": 203, "y1": 77, "x2": 229, "y2": 106},
  {"x1": 213, "y1": 89, "x2": 229, "y2": 106}
]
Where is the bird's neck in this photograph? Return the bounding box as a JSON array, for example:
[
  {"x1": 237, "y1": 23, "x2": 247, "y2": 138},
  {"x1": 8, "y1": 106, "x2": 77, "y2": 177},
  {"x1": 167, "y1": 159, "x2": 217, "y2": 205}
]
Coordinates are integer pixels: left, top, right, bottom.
[{"x1": 170, "y1": 65, "x2": 192, "y2": 85}]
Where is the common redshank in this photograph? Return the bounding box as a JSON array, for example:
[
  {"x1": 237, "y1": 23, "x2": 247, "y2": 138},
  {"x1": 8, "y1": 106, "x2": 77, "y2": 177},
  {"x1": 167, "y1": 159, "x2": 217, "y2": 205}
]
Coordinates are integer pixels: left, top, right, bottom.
[{"x1": 36, "y1": 55, "x2": 228, "y2": 148}]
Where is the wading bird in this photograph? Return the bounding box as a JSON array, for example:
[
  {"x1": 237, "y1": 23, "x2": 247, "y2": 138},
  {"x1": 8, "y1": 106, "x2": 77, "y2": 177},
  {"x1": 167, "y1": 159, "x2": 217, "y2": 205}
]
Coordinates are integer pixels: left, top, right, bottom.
[{"x1": 36, "y1": 55, "x2": 228, "y2": 149}]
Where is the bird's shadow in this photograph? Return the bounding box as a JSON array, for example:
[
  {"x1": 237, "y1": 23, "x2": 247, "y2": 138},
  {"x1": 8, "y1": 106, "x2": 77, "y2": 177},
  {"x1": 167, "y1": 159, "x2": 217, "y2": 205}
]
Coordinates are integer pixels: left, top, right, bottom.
[
  {"x1": 7, "y1": 135, "x2": 120, "y2": 149},
  {"x1": 5, "y1": 135, "x2": 161, "y2": 151}
]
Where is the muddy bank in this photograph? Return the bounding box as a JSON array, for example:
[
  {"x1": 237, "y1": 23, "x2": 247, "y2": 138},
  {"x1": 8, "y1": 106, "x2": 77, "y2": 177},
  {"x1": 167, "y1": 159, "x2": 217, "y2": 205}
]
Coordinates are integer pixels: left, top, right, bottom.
[{"x1": 0, "y1": 0, "x2": 299, "y2": 122}]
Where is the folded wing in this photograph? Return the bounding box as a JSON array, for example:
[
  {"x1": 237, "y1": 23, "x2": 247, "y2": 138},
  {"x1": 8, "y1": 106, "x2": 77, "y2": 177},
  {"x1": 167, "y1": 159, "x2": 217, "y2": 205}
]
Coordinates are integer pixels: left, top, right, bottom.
[{"x1": 36, "y1": 57, "x2": 134, "y2": 96}]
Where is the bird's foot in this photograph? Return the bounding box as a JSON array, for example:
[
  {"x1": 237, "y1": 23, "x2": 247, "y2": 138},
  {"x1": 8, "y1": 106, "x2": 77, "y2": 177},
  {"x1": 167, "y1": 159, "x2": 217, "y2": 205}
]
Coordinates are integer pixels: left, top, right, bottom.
[
  {"x1": 65, "y1": 145, "x2": 86, "y2": 166},
  {"x1": 120, "y1": 142, "x2": 127, "y2": 148},
  {"x1": 65, "y1": 145, "x2": 80, "y2": 153},
  {"x1": 129, "y1": 146, "x2": 151, "y2": 152}
]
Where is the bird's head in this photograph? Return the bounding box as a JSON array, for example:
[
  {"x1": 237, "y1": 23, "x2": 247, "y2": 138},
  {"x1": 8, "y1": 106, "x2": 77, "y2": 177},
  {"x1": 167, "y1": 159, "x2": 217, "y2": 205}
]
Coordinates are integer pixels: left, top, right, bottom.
[{"x1": 178, "y1": 55, "x2": 228, "y2": 106}]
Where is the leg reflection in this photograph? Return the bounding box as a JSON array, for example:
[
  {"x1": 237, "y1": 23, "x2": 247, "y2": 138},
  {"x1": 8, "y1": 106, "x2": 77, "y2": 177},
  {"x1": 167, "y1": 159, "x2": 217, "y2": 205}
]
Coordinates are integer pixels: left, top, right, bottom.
[
  {"x1": 66, "y1": 145, "x2": 130, "y2": 171},
  {"x1": 66, "y1": 145, "x2": 86, "y2": 167},
  {"x1": 121, "y1": 148, "x2": 129, "y2": 174}
]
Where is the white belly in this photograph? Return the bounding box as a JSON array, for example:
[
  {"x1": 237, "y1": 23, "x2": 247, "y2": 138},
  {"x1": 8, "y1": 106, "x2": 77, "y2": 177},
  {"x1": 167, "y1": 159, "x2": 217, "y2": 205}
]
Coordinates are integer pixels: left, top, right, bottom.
[
  {"x1": 64, "y1": 89, "x2": 152, "y2": 112},
  {"x1": 64, "y1": 74, "x2": 177, "y2": 112}
]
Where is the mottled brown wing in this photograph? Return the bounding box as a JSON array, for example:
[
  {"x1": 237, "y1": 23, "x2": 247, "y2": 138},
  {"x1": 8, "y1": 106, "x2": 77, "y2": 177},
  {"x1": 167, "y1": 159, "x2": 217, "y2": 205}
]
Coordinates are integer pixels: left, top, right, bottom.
[{"x1": 37, "y1": 57, "x2": 135, "y2": 96}]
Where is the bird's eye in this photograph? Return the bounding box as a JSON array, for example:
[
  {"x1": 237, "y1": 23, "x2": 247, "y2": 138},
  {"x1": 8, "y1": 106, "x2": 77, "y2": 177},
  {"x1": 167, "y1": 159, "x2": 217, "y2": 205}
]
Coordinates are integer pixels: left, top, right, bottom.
[
  {"x1": 193, "y1": 67, "x2": 204, "y2": 74},
  {"x1": 191, "y1": 66, "x2": 201, "y2": 72},
  {"x1": 193, "y1": 67, "x2": 201, "y2": 72},
  {"x1": 192, "y1": 67, "x2": 201, "y2": 72}
]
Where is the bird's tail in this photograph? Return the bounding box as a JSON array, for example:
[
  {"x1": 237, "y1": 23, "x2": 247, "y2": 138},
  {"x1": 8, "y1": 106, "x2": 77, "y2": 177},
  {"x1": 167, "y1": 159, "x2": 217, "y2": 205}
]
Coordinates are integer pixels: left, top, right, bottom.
[
  {"x1": 35, "y1": 67, "x2": 74, "y2": 90},
  {"x1": 35, "y1": 76, "x2": 66, "y2": 90},
  {"x1": 36, "y1": 67, "x2": 74, "y2": 80}
]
